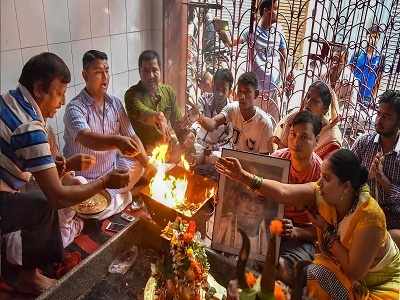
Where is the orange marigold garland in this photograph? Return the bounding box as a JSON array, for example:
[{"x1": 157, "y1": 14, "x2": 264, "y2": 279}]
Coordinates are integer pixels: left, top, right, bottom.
[{"x1": 154, "y1": 217, "x2": 216, "y2": 299}]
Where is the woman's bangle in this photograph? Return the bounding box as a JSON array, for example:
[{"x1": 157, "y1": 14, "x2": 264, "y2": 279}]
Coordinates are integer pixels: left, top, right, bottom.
[{"x1": 250, "y1": 174, "x2": 263, "y2": 190}]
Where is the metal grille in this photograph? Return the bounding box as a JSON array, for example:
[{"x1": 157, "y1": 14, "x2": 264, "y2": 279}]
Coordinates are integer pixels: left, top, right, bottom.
[{"x1": 186, "y1": 0, "x2": 400, "y2": 147}]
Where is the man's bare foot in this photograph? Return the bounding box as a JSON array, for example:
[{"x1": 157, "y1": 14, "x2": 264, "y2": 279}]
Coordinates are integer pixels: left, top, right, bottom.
[{"x1": 14, "y1": 268, "x2": 56, "y2": 296}]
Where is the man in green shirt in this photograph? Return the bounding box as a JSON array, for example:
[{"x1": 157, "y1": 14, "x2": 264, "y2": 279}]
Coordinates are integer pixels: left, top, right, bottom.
[{"x1": 125, "y1": 50, "x2": 194, "y2": 154}]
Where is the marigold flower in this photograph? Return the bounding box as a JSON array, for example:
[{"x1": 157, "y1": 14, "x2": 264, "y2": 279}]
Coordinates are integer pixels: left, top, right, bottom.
[
  {"x1": 274, "y1": 282, "x2": 286, "y2": 300},
  {"x1": 187, "y1": 220, "x2": 196, "y2": 234},
  {"x1": 269, "y1": 219, "x2": 283, "y2": 236},
  {"x1": 183, "y1": 232, "x2": 194, "y2": 243},
  {"x1": 245, "y1": 271, "x2": 257, "y2": 288},
  {"x1": 190, "y1": 260, "x2": 203, "y2": 277},
  {"x1": 186, "y1": 248, "x2": 194, "y2": 257}
]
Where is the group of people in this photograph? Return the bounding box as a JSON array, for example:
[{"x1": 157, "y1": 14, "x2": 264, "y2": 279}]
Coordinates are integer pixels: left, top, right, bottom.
[
  {"x1": 197, "y1": 65, "x2": 400, "y2": 299},
  {"x1": 0, "y1": 48, "x2": 197, "y2": 295},
  {"x1": 187, "y1": 1, "x2": 398, "y2": 298},
  {"x1": 191, "y1": 0, "x2": 384, "y2": 122}
]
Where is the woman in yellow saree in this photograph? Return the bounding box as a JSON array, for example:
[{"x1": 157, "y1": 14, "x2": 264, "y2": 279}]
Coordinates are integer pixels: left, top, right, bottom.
[{"x1": 216, "y1": 149, "x2": 400, "y2": 299}]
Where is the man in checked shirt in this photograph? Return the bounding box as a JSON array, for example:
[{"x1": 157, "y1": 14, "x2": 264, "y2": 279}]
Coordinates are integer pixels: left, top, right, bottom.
[{"x1": 351, "y1": 90, "x2": 400, "y2": 247}]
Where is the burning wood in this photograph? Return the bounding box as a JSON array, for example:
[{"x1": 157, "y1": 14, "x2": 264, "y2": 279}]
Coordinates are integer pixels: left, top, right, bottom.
[
  {"x1": 143, "y1": 144, "x2": 216, "y2": 219},
  {"x1": 148, "y1": 144, "x2": 189, "y2": 209}
]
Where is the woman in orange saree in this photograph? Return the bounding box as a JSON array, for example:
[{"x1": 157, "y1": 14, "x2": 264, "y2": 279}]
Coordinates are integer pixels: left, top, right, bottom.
[{"x1": 216, "y1": 149, "x2": 400, "y2": 300}]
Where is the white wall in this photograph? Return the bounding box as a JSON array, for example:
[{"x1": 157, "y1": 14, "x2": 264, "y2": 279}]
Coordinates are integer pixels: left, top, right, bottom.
[{"x1": 0, "y1": 0, "x2": 163, "y2": 150}]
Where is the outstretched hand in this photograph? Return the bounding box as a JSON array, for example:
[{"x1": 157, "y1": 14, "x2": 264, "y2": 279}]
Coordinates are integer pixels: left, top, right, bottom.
[
  {"x1": 215, "y1": 157, "x2": 245, "y2": 183},
  {"x1": 153, "y1": 112, "x2": 172, "y2": 143}
]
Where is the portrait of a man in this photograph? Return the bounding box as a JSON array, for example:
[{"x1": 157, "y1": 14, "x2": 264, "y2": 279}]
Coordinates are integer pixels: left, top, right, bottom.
[{"x1": 212, "y1": 149, "x2": 290, "y2": 261}]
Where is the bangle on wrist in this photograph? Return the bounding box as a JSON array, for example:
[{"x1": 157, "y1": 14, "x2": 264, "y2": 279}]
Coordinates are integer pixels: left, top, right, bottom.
[{"x1": 249, "y1": 174, "x2": 263, "y2": 190}]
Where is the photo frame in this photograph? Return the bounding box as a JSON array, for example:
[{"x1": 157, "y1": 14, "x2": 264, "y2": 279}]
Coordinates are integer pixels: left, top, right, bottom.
[{"x1": 212, "y1": 149, "x2": 290, "y2": 262}]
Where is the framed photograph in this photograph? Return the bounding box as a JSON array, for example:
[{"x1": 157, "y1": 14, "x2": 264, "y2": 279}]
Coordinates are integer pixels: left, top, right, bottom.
[{"x1": 212, "y1": 149, "x2": 290, "y2": 261}]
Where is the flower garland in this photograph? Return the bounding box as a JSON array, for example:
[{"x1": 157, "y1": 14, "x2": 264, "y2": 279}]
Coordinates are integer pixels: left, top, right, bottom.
[{"x1": 154, "y1": 217, "x2": 216, "y2": 300}]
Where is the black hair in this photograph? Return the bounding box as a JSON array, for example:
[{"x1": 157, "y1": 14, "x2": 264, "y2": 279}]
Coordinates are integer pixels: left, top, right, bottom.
[
  {"x1": 138, "y1": 50, "x2": 161, "y2": 69},
  {"x1": 308, "y1": 80, "x2": 332, "y2": 109},
  {"x1": 82, "y1": 50, "x2": 108, "y2": 69},
  {"x1": 19, "y1": 52, "x2": 71, "y2": 95},
  {"x1": 292, "y1": 110, "x2": 322, "y2": 136},
  {"x1": 378, "y1": 90, "x2": 400, "y2": 117},
  {"x1": 213, "y1": 68, "x2": 234, "y2": 89},
  {"x1": 188, "y1": 6, "x2": 195, "y2": 24},
  {"x1": 259, "y1": 0, "x2": 276, "y2": 17},
  {"x1": 329, "y1": 149, "x2": 369, "y2": 191},
  {"x1": 237, "y1": 72, "x2": 258, "y2": 90},
  {"x1": 368, "y1": 24, "x2": 381, "y2": 36},
  {"x1": 330, "y1": 45, "x2": 348, "y2": 62}
]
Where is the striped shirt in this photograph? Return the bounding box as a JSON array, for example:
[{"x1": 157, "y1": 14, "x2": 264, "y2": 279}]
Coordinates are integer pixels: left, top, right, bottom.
[
  {"x1": 271, "y1": 148, "x2": 322, "y2": 224},
  {"x1": 244, "y1": 22, "x2": 287, "y2": 92},
  {"x1": 0, "y1": 84, "x2": 55, "y2": 192},
  {"x1": 351, "y1": 132, "x2": 400, "y2": 228},
  {"x1": 63, "y1": 89, "x2": 137, "y2": 180}
]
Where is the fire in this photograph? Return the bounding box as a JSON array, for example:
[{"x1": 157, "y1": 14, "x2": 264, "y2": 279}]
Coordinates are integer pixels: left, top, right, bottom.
[
  {"x1": 206, "y1": 187, "x2": 215, "y2": 200},
  {"x1": 181, "y1": 154, "x2": 190, "y2": 171},
  {"x1": 149, "y1": 144, "x2": 188, "y2": 209}
]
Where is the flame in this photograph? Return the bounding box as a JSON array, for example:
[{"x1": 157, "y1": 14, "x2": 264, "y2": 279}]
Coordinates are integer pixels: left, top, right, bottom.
[
  {"x1": 206, "y1": 187, "x2": 215, "y2": 200},
  {"x1": 149, "y1": 144, "x2": 188, "y2": 209},
  {"x1": 181, "y1": 154, "x2": 190, "y2": 171}
]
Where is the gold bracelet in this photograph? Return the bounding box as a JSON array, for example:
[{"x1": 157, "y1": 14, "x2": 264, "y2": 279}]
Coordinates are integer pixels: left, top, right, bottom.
[{"x1": 250, "y1": 174, "x2": 263, "y2": 190}]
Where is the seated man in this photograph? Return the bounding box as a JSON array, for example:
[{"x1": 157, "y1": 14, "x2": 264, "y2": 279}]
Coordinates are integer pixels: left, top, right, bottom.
[
  {"x1": 4, "y1": 127, "x2": 96, "y2": 268},
  {"x1": 198, "y1": 72, "x2": 274, "y2": 154},
  {"x1": 273, "y1": 80, "x2": 342, "y2": 159},
  {"x1": 124, "y1": 50, "x2": 193, "y2": 156},
  {"x1": 63, "y1": 50, "x2": 149, "y2": 219},
  {"x1": 7, "y1": 127, "x2": 96, "y2": 251},
  {"x1": 191, "y1": 68, "x2": 234, "y2": 161},
  {"x1": 351, "y1": 90, "x2": 400, "y2": 247},
  {"x1": 0, "y1": 52, "x2": 129, "y2": 295},
  {"x1": 48, "y1": 126, "x2": 95, "y2": 246},
  {"x1": 270, "y1": 111, "x2": 322, "y2": 286}
]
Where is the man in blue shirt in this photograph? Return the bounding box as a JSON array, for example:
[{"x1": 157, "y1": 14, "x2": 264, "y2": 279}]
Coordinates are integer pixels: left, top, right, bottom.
[
  {"x1": 64, "y1": 50, "x2": 149, "y2": 219},
  {"x1": 0, "y1": 53, "x2": 130, "y2": 295},
  {"x1": 350, "y1": 24, "x2": 384, "y2": 107},
  {"x1": 216, "y1": 0, "x2": 291, "y2": 97}
]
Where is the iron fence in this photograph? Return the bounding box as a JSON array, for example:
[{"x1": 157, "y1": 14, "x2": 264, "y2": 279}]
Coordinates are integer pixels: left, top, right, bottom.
[{"x1": 186, "y1": 0, "x2": 400, "y2": 147}]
